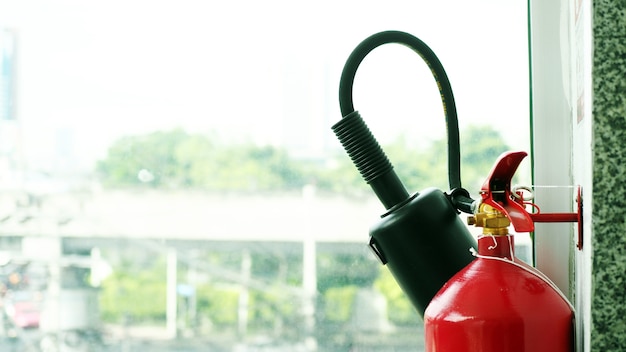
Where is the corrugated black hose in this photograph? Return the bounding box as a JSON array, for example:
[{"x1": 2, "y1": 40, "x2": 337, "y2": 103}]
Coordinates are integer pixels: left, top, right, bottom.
[{"x1": 332, "y1": 30, "x2": 474, "y2": 213}]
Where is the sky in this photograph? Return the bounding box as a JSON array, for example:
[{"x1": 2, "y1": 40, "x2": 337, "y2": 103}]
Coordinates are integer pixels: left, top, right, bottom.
[{"x1": 0, "y1": 0, "x2": 530, "y2": 173}]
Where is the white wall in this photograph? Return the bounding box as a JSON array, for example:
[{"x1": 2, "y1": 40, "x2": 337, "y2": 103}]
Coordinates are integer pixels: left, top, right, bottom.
[{"x1": 529, "y1": 0, "x2": 593, "y2": 350}]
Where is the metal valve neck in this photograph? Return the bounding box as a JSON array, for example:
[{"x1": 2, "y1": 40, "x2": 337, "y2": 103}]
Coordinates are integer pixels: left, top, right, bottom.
[{"x1": 468, "y1": 203, "x2": 511, "y2": 236}]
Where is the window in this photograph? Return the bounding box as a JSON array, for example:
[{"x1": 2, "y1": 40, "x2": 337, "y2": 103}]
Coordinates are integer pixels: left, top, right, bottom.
[{"x1": 0, "y1": 1, "x2": 529, "y2": 351}]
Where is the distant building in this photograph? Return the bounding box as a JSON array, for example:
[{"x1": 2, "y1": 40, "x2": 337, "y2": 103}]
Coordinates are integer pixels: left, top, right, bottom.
[
  {"x1": 0, "y1": 27, "x2": 15, "y2": 121},
  {"x1": 0, "y1": 28, "x2": 20, "y2": 190}
]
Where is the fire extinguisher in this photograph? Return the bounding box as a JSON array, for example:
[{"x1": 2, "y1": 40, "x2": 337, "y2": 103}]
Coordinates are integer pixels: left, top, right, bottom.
[{"x1": 424, "y1": 151, "x2": 575, "y2": 352}]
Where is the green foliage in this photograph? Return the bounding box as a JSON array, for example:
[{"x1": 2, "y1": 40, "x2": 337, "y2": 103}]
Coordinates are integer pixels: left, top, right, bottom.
[
  {"x1": 96, "y1": 129, "x2": 191, "y2": 188},
  {"x1": 248, "y1": 289, "x2": 298, "y2": 330},
  {"x1": 96, "y1": 129, "x2": 307, "y2": 191},
  {"x1": 384, "y1": 136, "x2": 448, "y2": 193},
  {"x1": 385, "y1": 125, "x2": 511, "y2": 194},
  {"x1": 317, "y1": 253, "x2": 379, "y2": 292},
  {"x1": 99, "y1": 258, "x2": 167, "y2": 323},
  {"x1": 312, "y1": 157, "x2": 370, "y2": 196},
  {"x1": 96, "y1": 125, "x2": 511, "y2": 196},
  {"x1": 195, "y1": 284, "x2": 239, "y2": 327},
  {"x1": 323, "y1": 286, "x2": 358, "y2": 322},
  {"x1": 460, "y1": 125, "x2": 513, "y2": 192},
  {"x1": 374, "y1": 267, "x2": 421, "y2": 325}
]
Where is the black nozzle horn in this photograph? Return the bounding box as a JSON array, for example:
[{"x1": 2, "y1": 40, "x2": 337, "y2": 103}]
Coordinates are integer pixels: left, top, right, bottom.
[{"x1": 332, "y1": 111, "x2": 409, "y2": 209}]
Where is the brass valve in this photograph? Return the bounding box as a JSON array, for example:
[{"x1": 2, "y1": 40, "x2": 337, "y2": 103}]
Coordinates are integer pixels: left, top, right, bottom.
[{"x1": 467, "y1": 203, "x2": 510, "y2": 236}]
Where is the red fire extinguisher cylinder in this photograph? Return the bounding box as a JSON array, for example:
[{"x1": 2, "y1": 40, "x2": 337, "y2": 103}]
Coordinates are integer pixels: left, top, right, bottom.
[
  {"x1": 424, "y1": 152, "x2": 575, "y2": 352},
  {"x1": 424, "y1": 235, "x2": 575, "y2": 351}
]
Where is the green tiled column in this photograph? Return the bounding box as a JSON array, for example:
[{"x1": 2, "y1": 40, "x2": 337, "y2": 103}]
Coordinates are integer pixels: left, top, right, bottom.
[{"x1": 591, "y1": 0, "x2": 626, "y2": 350}]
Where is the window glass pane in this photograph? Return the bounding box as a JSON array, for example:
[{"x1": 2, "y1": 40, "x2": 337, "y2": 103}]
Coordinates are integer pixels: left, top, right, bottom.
[{"x1": 0, "y1": 1, "x2": 529, "y2": 351}]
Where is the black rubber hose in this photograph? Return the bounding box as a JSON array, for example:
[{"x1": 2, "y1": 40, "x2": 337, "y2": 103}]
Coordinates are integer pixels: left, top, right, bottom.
[
  {"x1": 332, "y1": 110, "x2": 410, "y2": 209},
  {"x1": 338, "y1": 30, "x2": 462, "y2": 191}
]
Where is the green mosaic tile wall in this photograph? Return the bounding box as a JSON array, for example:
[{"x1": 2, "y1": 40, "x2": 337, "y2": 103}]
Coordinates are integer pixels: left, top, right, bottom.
[{"x1": 591, "y1": 0, "x2": 626, "y2": 350}]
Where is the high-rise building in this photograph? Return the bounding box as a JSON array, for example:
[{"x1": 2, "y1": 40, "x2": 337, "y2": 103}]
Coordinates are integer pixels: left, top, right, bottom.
[{"x1": 0, "y1": 27, "x2": 15, "y2": 121}]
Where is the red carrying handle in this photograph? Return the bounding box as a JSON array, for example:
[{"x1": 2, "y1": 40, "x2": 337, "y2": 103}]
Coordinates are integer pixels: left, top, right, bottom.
[{"x1": 479, "y1": 151, "x2": 534, "y2": 233}]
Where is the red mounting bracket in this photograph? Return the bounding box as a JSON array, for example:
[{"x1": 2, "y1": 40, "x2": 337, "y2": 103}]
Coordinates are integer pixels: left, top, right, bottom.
[{"x1": 529, "y1": 186, "x2": 583, "y2": 250}]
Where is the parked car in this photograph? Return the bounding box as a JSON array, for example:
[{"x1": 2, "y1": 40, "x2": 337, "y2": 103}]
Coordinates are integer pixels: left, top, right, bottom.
[{"x1": 4, "y1": 290, "x2": 42, "y2": 329}]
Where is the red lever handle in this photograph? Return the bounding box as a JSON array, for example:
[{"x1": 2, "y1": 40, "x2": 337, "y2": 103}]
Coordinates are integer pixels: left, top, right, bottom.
[{"x1": 479, "y1": 151, "x2": 534, "y2": 233}]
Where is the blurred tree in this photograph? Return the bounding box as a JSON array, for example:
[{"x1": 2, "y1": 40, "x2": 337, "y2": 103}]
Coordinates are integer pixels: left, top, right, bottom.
[
  {"x1": 459, "y1": 125, "x2": 514, "y2": 192},
  {"x1": 385, "y1": 124, "x2": 511, "y2": 194},
  {"x1": 322, "y1": 285, "x2": 359, "y2": 322},
  {"x1": 195, "y1": 284, "x2": 239, "y2": 327},
  {"x1": 374, "y1": 267, "x2": 421, "y2": 325},
  {"x1": 99, "y1": 257, "x2": 167, "y2": 323},
  {"x1": 317, "y1": 253, "x2": 379, "y2": 291},
  {"x1": 96, "y1": 125, "x2": 510, "y2": 195},
  {"x1": 96, "y1": 129, "x2": 308, "y2": 191},
  {"x1": 96, "y1": 129, "x2": 192, "y2": 188},
  {"x1": 318, "y1": 124, "x2": 511, "y2": 197}
]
